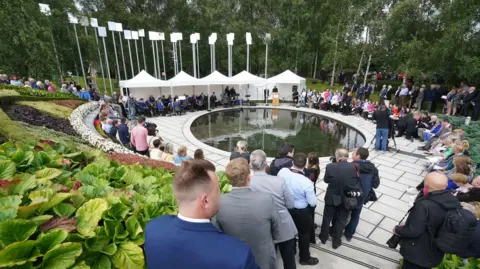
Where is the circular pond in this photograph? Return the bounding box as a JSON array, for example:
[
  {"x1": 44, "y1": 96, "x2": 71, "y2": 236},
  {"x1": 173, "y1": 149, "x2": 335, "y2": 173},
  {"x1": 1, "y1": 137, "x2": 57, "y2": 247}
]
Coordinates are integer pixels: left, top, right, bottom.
[{"x1": 190, "y1": 108, "x2": 365, "y2": 157}]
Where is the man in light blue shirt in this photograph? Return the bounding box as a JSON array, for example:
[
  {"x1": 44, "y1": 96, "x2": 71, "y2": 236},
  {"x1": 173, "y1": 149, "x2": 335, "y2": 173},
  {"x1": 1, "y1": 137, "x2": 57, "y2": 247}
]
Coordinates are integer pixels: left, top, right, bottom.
[
  {"x1": 278, "y1": 153, "x2": 318, "y2": 266},
  {"x1": 399, "y1": 84, "x2": 410, "y2": 108}
]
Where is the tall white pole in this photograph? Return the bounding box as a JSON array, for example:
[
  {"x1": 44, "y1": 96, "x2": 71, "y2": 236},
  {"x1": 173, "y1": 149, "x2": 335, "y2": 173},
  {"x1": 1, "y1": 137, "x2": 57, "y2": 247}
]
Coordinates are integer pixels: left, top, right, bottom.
[
  {"x1": 73, "y1": 24, "x2": 87, "y2": 88},
  {"x1": 155, "y1": 41, "x2": 161, "y2": 79},
  {"x1": 213, "y1": 43, "x2": 216, "y2": 71},
  {"x1": 118, "y1": 32, "x2": 127, "y2": 80},
  {"x1": 265, "y1": 43, "x2": 268, "y2": 79},
  {"x1": 246, "y1": 44, "x2": 250, "y2": 72},
  {"x1": 111, "y1": 33, "x2": 121, "y2": 80},
  {"x1": 127, "y1": 39, "x2": 134, "y2": 77},
  {"x1": 178, "y1": 41, "x2": 183, "y2": 71},
  {"x1": 151, "y1": 40, "x2": 157, "y2": 78},
  {"x1": 102, "y1": 37, "x2": 113, "y2": 94},
  {"x1": 161, "y1": 40, "x2": 166, "y2": 80},
  {"x1": 192, "y1": 42, "x2": 197, "y2": 78},
  {"x1": 134, "y1": 39, "x2": 140, "y2": 73},
  {"x1": 196, "y1": 43, "x2": 200, "y2": 78},
  {"x1": 228, "y1": 45, "x2": 232, "y2": 77},
  {"x1": 210, "y1": 45, "x2": 213, "y2": 73},
  {"x1": 93, "y1": 27, "x2": 107, "y2": 93},
  {"x1": 141, "y1": 37, "x2": 146, "y2": 71}
]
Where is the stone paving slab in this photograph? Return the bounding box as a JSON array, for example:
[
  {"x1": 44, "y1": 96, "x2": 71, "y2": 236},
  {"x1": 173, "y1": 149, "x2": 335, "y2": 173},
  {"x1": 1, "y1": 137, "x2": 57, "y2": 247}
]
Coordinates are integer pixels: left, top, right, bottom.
[{"x1": 145, "y1": 105, "x2": 428, "y2": 266}]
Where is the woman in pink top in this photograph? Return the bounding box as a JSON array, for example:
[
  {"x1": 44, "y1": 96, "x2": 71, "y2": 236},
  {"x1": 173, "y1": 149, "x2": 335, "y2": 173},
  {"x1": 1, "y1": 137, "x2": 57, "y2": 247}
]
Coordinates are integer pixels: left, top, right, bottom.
[{"x1": 130, "y1": 117, "x2": 149, "y2": 157}]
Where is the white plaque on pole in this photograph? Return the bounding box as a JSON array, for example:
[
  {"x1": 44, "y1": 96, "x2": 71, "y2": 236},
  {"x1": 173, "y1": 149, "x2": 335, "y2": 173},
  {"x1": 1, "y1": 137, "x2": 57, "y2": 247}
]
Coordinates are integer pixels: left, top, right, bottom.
[
  {"x1": 98, "y1": 27, "x2": 107, "y2": 37},
  {"x1": 138, "y1": 29, "x2": 145, "y2": 37},
  {"x1": 90, "y1": 18, "x2": 98, "y2": 28},
  {"x1": 115, "y1": 23, "x2": 123, "y2": 32},
  {"x1": 170, "y1": 33, "x2": 176, "y2": 43},
  {"x1": 79, "y1": 16, "x2": 89, "y2": 27},
  {"x1": 107, "y1": 21, "x2": 116, "y2": 31},
  {"x1": 67, "y1": 13, "x2": 78, "y2": 24},
  {"x1": 38, "y1": 3, "x2": 51, "y2": 15},
  {"x1": 190, "y1": 34, "x2": 196, "y2": 44},
  {"x1": 159, "y1": 32, "x2": 165, "y2": 41},
  {"x1": 124, "y1": 30, "x2": 132, "y2": 40},
  {"x1": 132, "y1": 31, "x2": 139, "y2": 40},
  {"x1": 212, "y1": 33, "x2": 217, "y2": 41},
  {"x1": 246, "y1": 32, "x2": 252, "y2": 45},
  {"x1": 209, "y1": 36, "x2": 214, "y2": 45}
]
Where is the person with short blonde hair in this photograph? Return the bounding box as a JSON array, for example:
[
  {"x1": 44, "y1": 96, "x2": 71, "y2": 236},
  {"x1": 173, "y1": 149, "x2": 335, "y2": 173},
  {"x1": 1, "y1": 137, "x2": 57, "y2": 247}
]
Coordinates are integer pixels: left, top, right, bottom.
[
  {"x1": 230, "y1": 140, "x2": 250, "y2": 163},
  {"x1": 214, "y1": 158, "x2": 280, "y2": 269},
  {"x1": 174, "y1": 145, "x2": 192, "y2": 165},
  {"x1": 145, "y1": 159, "x2": 260, "y2": 269}
]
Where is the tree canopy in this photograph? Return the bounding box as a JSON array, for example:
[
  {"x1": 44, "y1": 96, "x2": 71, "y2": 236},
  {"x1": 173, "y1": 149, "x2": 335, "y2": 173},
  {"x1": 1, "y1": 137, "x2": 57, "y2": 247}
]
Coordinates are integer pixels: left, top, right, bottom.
[{"x1": 0, "y1": 0, "x2": 479, "y2": 86}]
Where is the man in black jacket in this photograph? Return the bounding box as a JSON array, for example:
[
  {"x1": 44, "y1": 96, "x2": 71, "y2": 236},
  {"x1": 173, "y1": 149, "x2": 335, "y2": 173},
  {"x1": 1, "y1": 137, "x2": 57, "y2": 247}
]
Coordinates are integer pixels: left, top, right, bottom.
[
  {"x1": 394, "y1": 172, "x2": 457, "y2": 269},
  {"x1": 463, "y1": 87, "x2": 480, "y2": 121},
  {"x1": 268, "y1": 143, "x2": 294, "y2": 176},
  {"x1": 373, "y1": 105, "x2": 390, "y2": 152},
  {"x1": 319, "y1": 148, "x2": 360, "y2": 249},
  {"x1": 405, "y1": 113, "x2": 419, "y2": 141},
  {"x1": 344, "y1": 147, "x2": 379, "y2": 241}
]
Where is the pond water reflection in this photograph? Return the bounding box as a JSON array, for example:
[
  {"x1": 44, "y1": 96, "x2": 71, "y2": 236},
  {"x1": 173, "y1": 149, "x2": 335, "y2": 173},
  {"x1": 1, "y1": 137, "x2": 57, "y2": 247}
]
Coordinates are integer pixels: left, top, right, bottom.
[{"x1": 190, "y1": 109, "x2": 365, "y2": 157}]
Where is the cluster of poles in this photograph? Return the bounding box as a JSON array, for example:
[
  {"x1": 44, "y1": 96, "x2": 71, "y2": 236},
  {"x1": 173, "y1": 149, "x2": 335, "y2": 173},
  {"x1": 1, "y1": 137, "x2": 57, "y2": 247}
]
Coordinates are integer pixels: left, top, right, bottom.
[{"x1": 38, "y1": 3, "x2": 273, "y2": 95}]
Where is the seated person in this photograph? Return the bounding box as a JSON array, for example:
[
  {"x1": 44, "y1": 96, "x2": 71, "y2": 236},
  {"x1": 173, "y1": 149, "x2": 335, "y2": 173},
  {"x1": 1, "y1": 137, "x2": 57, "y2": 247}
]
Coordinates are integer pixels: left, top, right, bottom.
[
  {"x1": 160, "y1": 143, "x2": 175, "y2": 162},
  {"x1": 149, "y1": 139, "x2": 163, "y2": 161},
  {"x1": 195, "y1": 94, "x2": 205, "y2": 110},
  {"x1": 172, "y1": 98, "x2": 183, "y2": 114},
  {"x1": 174, "y1": 145, "x2": 192, "y2": 165},
  {"x1": 136, "y1": 98, "x2": 150, "y2": 115},
  {"x1": 156, "y1": 98, "x2": 166, "y2": 116},
  {"x1": 405, "y1": 113, "x2": 418, "y2": 140},
  {"x1": 108, "y1": 120, "x2": 119, "y2": 142},
  {"x1": 446, "y1": 173, "x2": 469, "y2": 191},
  {"x1": 457, "y1": 177, "x2": 480, "y2": 203},
  {"x1": 210, "y1": 92, "x2": 217, "y2": 108},
  {"x1": 423, "y1": 120, "x2": 442, "y2": 142},
  {"x1": 457, "y1": 201, "x2": 480, "y2": 259},
  {"x1": 102, "y1": 119, "x2": 113, "y2": 134}
]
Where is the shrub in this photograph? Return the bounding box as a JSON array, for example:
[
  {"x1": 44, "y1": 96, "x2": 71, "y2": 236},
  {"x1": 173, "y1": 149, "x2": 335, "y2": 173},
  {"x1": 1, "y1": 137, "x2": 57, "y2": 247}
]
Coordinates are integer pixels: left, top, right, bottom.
[
  {"x1": 107, "y1": 153, "x2": 178, "y2": 171},
  {"x1": 0, "y1": 85, "x2": 79, "y2": 99}
]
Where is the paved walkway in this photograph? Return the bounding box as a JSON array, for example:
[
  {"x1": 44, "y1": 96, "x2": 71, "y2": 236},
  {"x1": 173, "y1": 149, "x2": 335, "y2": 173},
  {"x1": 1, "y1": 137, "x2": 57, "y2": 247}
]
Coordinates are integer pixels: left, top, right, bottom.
[{"x1": 147, "y1": 105, "x2": 429, "y2": 267}]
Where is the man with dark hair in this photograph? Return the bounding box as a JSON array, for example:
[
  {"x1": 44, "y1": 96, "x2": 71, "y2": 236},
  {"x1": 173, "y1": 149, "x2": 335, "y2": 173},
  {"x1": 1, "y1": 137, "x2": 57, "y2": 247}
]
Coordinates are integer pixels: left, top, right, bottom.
[
  {"x1": 344, "y1": 147, "x2": 379, "y2": 241},
  {"x1": 320, "y1": 149, "x2": 361, "y2": 248},
  {"x1": 269, "y1": 143, "x2": 295, "y2": 176},
  {"x1": 130, "y1": 117, "x2": 149, "y2": 157},
  {"x1": 214, "y1": 158, "x2": 280, "y2": 269},
  {"x1": 278, "y1": 153, "x2": 318, "y2": 266},
  {"x1": 108, "y1": 119, "x2": 119, "y2": 142},
  {"x1": 117, "y1": 118, "x2": 130, "y2": 148},
  {"x1": 145, "y1": 160, "x2": 259, "y2": 269},
  {"x1": 373, "y1": 105, "x2": 390, "y2": 152}
]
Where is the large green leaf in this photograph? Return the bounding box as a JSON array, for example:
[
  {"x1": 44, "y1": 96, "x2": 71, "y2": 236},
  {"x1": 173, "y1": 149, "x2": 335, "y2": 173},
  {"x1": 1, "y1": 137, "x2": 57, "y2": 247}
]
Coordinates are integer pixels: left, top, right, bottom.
[
  {"x1": 11, "y1": 175, "x2": 37, "y2": 195},
  {"x1": 121, "y1": 170, "x2": 143, "y2": 185},
  {"x1": 0, "y1": 219, "x2": 37, "y2": 249},
  {"x1": 28, "y1": 188, "x2": 55, "y2": 205},
  {"x1": 70, "y1": 261, "x2": 90, "y2": 269},
  {"x1": 91, "y1": 255, "x2": 111, "y2": 269},
  {"x1": 0, "y1": 195, "x2": 22, "y2": 221},
  {"x1": 35, "y1": 168, "x2": 62, "y2": 185},
  {"x1": 53, "y1": 203, "x2": 76, "y2": 217},
  {"x1": 37, "y1": 229, "x2": 68, "y2": 254},
  {"x1": 85, "y1": 234, "x2": 110, "y2": 253},
  {"x1": 30, "y1": 215, "x2": 53, "y2": 226},
  {"x1": 0, "y1": 160, "x2": 16, "y2": 180},
  {"x1": 0, "y1": 241, "x2": 41, "y2": 267},
  {"x1": 111, "y1": 242, "x2": 144, "y2": 269},
  {"x1": 31, "y1": 151, "x2": 51, "y2": 167},
  {"x1": 104, "y1": 221, "x2": 129, "y2": 241},
  {"x1": 42, "y1": 242, "x2": 83, "y2": 269},
  {"x1": 104, "y1": 202, "x2": 130, "y2": 221},
  {"x1": 75, "y1": 198, "x2": 108, "y2": 237},
  {"x1": 11, "y1": 151, "x2": 34, "y2": 167},
  {"x1": 109, "y1": 166, "x2": 127, "y2": 180},
  {"x1": 125, "y1": 216, "x2": 143, "y2": 239},
  {"x1": 39, "y1": 193, "x2": 72, "y2": 214}
]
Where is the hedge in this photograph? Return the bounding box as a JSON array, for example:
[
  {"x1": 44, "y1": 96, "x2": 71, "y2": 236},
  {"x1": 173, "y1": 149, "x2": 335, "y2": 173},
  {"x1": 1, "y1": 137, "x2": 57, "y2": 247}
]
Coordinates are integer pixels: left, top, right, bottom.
[{"x1": 0, "y1": 85, "x2": 79, "y2": 99}]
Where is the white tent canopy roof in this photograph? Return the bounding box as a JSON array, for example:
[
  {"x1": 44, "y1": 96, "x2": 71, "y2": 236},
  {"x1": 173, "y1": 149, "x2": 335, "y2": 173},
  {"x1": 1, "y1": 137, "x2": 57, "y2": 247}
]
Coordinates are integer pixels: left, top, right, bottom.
[
  {"x1": 167, "y1": 71, "x2": 203, "y2": 87},
  {"x1": 119, "y1": 70, "x2": 166, "y2": 88},
  {"x1": 198, "y1": 71, "x2": 230, "y2": 85},
  {"x1": 267, "y1": 70, "x2": 306, "y2": 84},
  {"x1": 229, "y1": 70, "x2": 266, "y2": 84}
]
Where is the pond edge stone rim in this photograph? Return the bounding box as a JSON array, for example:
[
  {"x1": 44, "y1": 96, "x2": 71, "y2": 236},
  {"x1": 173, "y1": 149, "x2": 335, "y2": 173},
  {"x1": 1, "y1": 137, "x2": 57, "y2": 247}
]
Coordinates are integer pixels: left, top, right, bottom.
[{"x1": 183, "y1": 105, "x2": 374, "y2": 160}]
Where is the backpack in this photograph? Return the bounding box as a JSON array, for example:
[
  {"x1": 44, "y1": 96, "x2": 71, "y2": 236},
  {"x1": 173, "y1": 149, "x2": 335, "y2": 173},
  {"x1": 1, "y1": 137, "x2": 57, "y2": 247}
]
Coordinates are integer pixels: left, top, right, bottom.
[{"x1": 427, "y1": 200, "x2": 477, "y2": 255}]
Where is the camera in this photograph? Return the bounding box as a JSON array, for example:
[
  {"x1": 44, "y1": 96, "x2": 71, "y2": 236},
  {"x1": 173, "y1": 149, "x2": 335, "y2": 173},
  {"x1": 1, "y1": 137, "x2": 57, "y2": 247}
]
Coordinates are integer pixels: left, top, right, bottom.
[
  {"x1": 386, "y1": 234, "x2": 401, "y2": 249},
  {"x1": 346, "y1": 191, "x2": 362, "y2": 197}
]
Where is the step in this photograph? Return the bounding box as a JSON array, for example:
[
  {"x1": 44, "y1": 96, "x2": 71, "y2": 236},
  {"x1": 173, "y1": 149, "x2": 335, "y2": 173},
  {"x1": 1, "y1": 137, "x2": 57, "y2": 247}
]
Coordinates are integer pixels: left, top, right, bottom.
[{"x1": 279, "y1": 235, "x2": 401, "y2": 269}]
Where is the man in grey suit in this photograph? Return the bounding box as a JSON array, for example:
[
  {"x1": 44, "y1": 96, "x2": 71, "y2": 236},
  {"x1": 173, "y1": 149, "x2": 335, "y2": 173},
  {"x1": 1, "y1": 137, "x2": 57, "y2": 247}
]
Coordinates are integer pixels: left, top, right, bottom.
[
  {"x1": 214, "y1": 158, "x2": 281, "y2": 269},
  {"x1": 250, "y1": 150, "x2": 298, "y2": 269}
]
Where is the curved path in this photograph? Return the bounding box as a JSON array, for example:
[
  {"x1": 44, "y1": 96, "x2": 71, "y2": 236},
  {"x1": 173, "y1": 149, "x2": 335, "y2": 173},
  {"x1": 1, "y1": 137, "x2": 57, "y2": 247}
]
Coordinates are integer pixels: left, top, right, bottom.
[{"x1": 147, "y1": 104, "x2": 429, "y2": 268}]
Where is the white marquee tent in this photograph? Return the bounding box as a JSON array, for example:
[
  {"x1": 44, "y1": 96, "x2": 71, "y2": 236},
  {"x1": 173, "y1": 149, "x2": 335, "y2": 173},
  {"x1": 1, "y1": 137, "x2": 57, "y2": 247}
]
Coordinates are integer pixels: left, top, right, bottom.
[
  {"x1": 119, "y1": 70, "x2": 166, "y2": 99},
  {"x1": 161, "y1": 71, "x2": 205, "y2": 97},
  {"x1": 229, "y1": 71, "x2": 266, "y2": 102},
  {"x1": 266, "y1": 70, "x2": 306, "y2": 101}
]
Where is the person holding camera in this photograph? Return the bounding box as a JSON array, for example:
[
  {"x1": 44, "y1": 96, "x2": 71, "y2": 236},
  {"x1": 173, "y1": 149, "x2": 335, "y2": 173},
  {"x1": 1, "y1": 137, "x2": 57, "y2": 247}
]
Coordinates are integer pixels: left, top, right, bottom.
[
  {"x1": 319, "y1": 149, "x2": 361, "y2": 249},
  {"x1": 344, "y1": 147, "x2": 379, "y2": 242},
  {"x1": 373, "y1": 104, "x2": 390, "y2": 152},
  {"x1": 391, "y1": 172, "x2": 471, "y2": 269}
]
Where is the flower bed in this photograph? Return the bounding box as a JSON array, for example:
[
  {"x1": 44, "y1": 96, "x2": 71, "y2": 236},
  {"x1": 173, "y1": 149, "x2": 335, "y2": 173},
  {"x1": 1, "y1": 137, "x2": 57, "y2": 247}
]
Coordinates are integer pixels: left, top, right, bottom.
[
  {"x1": 69, "y1": 101, "x2": 134, "y2": 154},
  {"x1": 53, "y1": 100, "x2": 85, "y2": 109},
  {"x1": 107, "y1": 153, "x2": 178, "y2": 171},
  {"x1": 16, "y1": 101, "x2": 73, "y2": 119},
  {"x1": 4, "y1": 104, "x2": 77, "y2": 136},
  {"x1": 0, "y1": 140, "x2": 176, "y2": 269}
]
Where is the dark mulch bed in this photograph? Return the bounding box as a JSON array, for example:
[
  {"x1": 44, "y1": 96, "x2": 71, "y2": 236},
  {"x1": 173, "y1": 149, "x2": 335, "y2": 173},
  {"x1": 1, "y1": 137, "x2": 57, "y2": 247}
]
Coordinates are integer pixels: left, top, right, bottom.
[
  {"x1": 4, "y1": 104, "x2": 77, "y2": 136},
  {"x1": 53, "y1": 100, "x2": 84, "y2": 109}
]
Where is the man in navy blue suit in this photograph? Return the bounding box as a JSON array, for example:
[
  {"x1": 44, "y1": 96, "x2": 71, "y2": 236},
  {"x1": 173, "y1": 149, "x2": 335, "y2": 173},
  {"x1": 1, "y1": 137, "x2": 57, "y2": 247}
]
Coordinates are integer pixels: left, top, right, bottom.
[{"x1": 145, "y1": 159, "x2": 260, "y2": 269}]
